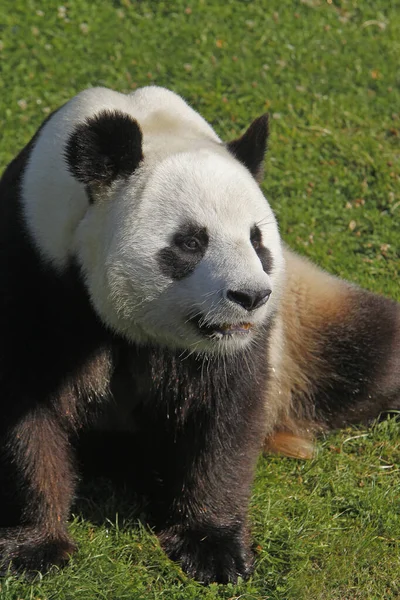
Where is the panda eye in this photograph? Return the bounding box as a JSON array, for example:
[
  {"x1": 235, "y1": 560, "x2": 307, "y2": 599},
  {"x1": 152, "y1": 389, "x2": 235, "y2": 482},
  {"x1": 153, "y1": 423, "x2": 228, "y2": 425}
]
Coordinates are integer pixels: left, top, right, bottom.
[
  {"x1": 181, "y1": 237, "x2": 201, "y2": 252},
  {"x1": 172, "y1": 225, "x2": 208, "y2": 254},
  {"x1": 250, "y1": 225, "x2": 262, "y2": 251}
]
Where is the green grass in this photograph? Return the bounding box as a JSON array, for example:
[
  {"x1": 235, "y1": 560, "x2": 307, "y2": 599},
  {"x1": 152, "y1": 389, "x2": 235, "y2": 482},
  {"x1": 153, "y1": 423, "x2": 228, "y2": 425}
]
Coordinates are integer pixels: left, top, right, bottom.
[{"x1": 0, "y1": 0, "x2": 399, "y2": 598}]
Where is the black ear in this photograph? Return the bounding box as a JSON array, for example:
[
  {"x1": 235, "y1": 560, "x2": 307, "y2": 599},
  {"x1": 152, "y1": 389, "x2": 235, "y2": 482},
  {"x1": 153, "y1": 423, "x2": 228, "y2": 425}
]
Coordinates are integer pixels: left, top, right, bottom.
[
  {"x1": 65, "y1": 110, "x2": 143, "y2": 188},
  {"x1": 226, "y1": 114, "x2": 269, "y2": 181}
]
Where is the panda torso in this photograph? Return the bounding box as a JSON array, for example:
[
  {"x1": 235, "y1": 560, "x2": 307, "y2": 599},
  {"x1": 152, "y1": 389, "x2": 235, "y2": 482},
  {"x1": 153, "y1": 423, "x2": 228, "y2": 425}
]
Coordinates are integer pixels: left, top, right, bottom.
[{"x1": 0, "y1": 86, "x2": 283, "y2": 582}]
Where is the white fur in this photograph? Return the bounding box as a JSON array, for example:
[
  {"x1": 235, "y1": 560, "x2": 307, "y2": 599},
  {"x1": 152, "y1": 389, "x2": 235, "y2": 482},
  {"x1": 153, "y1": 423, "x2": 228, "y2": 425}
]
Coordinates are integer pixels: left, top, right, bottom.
[{"x1": 21, "y1": 86, "x2": 285, "y2": 353}]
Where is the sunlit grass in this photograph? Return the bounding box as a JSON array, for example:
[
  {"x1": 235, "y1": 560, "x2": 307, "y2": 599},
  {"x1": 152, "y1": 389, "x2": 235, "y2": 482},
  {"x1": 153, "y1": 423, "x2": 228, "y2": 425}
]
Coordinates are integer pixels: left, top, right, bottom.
[{"x1": 0, "y1": 1, "x2": 399, "y2": 598}]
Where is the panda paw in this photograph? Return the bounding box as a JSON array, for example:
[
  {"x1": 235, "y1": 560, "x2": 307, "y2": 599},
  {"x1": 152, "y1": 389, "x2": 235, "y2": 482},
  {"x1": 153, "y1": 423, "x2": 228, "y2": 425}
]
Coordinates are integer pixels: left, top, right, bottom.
[
  {"x1": 159, "y1": 524, "x2": 254, "y2": 584},
  {"x1": 0, "y1": 527, "x2": 76, "y2": 576}
]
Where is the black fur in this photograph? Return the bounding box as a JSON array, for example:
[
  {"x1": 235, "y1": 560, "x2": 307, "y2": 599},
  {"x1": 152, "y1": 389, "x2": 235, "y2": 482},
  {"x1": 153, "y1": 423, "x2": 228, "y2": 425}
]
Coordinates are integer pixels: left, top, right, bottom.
[
  {"x1": 251, "y1": 225, "x2": 273, "y2": 274},
  {"x1": 121, "y1": 337, "x2": 271, "y2": 583},
  {"x1": 157, "y1": 223, "x2": 209, "y2": 280},
  {"x1": 65, "y1": 110, "x2": 143, "y2": 187},
  {"x1": 227, "y1": 114, "x2": 269, "y2": 180}
]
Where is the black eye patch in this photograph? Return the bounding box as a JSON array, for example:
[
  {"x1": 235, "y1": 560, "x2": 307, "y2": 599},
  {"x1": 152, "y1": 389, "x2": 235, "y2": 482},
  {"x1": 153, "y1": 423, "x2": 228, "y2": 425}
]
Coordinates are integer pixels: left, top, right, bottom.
[
  {"x1": 157, "y1": 223, "x2": 209, "y2": 281},
  {"x1": 250, "y1": 224, "x2": 273, "y2": 274}
]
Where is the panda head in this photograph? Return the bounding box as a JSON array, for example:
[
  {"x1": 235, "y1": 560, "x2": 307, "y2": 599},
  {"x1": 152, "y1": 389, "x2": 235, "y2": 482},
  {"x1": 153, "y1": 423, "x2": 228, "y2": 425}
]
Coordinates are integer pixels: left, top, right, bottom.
[{"x1": 22, "y1": 87, "x2": 284, "y2": 354}]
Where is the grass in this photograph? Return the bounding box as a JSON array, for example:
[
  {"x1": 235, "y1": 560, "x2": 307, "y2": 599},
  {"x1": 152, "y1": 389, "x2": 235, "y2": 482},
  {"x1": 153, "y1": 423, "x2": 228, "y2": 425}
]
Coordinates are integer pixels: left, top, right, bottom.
[{"x1": 0, "y1": 0, "x2": 399, "y2": 598}]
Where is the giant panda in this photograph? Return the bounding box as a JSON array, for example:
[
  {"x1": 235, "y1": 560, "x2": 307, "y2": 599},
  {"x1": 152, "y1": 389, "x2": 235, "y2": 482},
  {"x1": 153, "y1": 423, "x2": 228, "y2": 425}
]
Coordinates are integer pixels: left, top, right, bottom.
[{"x1": 0, "y1": 86, "x2": 398, "y2": 584}]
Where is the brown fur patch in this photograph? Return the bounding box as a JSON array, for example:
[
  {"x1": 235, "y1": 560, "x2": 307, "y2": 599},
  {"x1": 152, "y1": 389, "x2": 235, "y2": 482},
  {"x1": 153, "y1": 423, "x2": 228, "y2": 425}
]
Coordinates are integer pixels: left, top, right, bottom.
[
  {"x1": 264, "y1": 248, "x2": 347, "y2": 442},
  {"x1": 264, "y1": 248, "x2": 400, "y2": 449},
  {"x1": 263, "y1": 431, "x2": 315, "y2": 459}
]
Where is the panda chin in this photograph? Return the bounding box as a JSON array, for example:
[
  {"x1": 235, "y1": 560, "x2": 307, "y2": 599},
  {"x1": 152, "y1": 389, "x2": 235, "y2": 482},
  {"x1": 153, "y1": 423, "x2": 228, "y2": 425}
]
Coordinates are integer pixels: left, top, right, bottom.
[{"x1": 190, "y1": 315, "x2": 254, "y2": 340}]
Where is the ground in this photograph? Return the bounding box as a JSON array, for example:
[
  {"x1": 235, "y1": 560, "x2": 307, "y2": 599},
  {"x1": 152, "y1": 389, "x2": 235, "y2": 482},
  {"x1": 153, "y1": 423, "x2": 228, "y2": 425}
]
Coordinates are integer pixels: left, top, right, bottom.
[{"x1": 0, "y1": 1, "x2": 399, "y2": 598}]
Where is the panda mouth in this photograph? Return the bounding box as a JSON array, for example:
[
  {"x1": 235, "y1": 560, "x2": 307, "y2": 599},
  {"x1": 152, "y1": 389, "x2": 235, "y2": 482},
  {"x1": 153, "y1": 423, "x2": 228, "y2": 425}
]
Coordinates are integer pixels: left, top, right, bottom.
[{"x1": 190, "y1": 315, "x2": 253, "y2": 338}]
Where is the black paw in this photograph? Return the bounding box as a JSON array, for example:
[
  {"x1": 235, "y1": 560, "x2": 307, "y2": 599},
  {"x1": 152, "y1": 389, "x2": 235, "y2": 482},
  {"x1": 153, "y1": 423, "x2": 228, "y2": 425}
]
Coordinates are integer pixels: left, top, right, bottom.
[
  {"x1": 0, "y1": 527, "x2": 76, "y2": 576},
  {"x1": 159, "y1": 525, "x2": 254, "y2": 584}
]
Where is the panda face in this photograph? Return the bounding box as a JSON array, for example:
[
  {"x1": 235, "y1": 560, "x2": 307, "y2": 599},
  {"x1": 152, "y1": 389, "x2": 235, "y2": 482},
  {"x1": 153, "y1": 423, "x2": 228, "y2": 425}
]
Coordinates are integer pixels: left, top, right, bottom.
[
  {"x1": 75, "y1": 149, "x2": 283, "y2": 354},
  {"x1": 22, "y1": 87, "x2": 284, "y2": 355}
]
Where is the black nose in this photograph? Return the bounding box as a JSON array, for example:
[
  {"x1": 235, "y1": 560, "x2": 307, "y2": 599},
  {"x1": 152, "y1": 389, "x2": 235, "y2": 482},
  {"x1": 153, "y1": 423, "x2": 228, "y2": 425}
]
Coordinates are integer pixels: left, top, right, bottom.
[{"x1": 226, "y1": 288, "x2": 271, "y2": 311}]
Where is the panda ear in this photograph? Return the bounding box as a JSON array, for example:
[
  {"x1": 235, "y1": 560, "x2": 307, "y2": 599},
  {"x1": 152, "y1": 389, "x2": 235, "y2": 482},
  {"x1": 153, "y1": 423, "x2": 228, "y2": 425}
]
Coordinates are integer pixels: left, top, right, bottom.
[
  {"x1": 226, "y1": 114, "x2": 269, "y2": 182},
  {"x1": 65, "y1": 110, "x2": 143, "y2": 189}
]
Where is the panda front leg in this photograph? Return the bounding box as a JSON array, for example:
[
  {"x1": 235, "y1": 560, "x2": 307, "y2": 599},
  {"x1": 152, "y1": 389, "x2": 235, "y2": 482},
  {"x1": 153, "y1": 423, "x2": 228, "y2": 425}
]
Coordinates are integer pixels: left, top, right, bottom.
[
  {"x1": 143, "y1": 399, "x2": 264, "y2": 584},
  {"x1": 0, "y1": 405, "x2": 77, "y2": 575}
]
